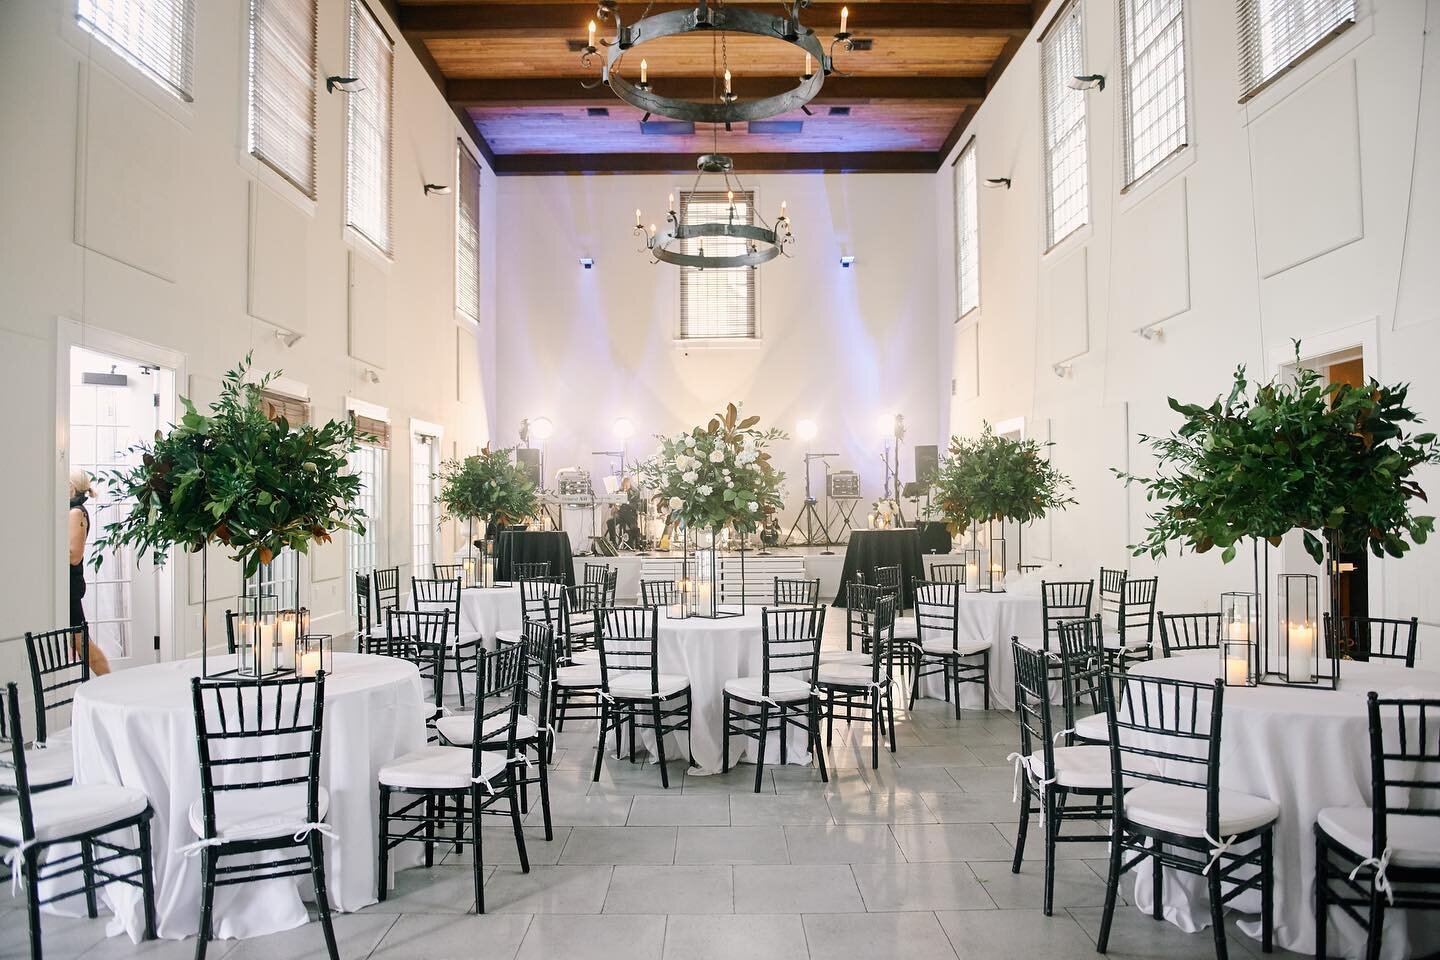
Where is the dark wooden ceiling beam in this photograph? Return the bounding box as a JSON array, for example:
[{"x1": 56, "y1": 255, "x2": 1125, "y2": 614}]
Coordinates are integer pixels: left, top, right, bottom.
[
  {"x1": 399, "y1": 3, "x2": 1033, "y2": 39},
  {"x1": 491, "y1": 150, "x2": 939, "y2": 175},
  {"x1": 450, "y1": 75, "x2": 985, "y2": 106}
]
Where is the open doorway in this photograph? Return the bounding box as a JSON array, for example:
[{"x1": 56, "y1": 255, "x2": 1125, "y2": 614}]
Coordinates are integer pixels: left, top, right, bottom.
[{"x1": 65, "y1": 343, "x2": 178, "y2": 669}]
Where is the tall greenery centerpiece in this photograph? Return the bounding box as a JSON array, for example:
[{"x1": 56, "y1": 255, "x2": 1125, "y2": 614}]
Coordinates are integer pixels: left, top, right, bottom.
[
  {"x1": 94, "y1": 356, "x2": 367, "y2": 672},
  {"x1": 933, "y1": 423, "x2": 1076, "y2": 575},
  {"x1": 435, "y1": 447, "x2": 540, "y2": 582},
  {"x1": 1119, "y1": 350, "x2": 1440, "y2": 666},
  {"x1": 639, "y1": 404, "x2": 786, "y2": 615}
]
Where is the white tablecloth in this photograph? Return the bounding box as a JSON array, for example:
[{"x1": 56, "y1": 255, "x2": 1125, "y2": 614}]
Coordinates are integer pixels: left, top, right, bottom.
[
  {"x1": 458, "y1": 585, "x2": 521, "y2": 641},
  {"x1": 61, "y1": 654, "x2": 425, "y2": 942},
  {"x1": 621, "y1": 609, "x2": 811, "y2": 775},
  {"x1": 917, "y1": 589, "x2": 1042, "y2": 711},
  {"x1": 1126, "y1": 657, "x2": 1440, "y2": 960}
]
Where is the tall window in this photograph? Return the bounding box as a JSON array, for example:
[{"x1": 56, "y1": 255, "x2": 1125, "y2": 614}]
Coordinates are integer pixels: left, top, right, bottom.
[
  {"x1": 455, "y1": 143, "x2": 481, "y2": 323},
  {"x1": 1238, "y1": 0, "x2": 1355, "y2": 99},
  {"x1": 411, "y1": 432, "x2": 440, "y2": 576},
  {"x1": 953, "y1": 140, "x2": 980, "y2": 319},
  {"x1": 78, "y1": 0, "x2": 195, "y2": 100},
  {"x1": 347, "y1": 441, "x2": 387, "y2": 582},
  {"x1": 678, "y1": 191, "x2": 758, "y2": 340},
  {"x1": 1041, "y1": 0, "x2": 1090, "y2": 250},
  {"x1": 244, "y1": 550, "x2": 297, "y2": 607},
  {"x1": 247, "y1": 0, "x2": 318, "y2": 198},
  {"x1": 1118, "y1": 0, "x2": 1187, "y2": 187},
  {"x1": 345, "y1": 0, "x2": 394, "y2": 254}
]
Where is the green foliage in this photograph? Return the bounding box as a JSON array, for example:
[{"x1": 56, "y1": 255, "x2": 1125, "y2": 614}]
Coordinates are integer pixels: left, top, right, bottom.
[
  {"x1": 434, "y1": 447, "x2": 539, "y2": 531},
  {"x1": 92, "y1": 355, "x2": 366, "y2": 578},
  {"x1": 933, "y1": 423, "x2": 1076, "y2": 531},
  {"x1": 639, "y1": 403, "x2": 786, "y2": 535},
  {"x1": 1119, "y1": 347, "x2": 1440, "y2": 565}
]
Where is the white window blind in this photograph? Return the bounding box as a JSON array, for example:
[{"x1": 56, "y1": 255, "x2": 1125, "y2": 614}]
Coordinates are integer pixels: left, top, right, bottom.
[
  {"x1": 954, "y1": 140, "x2": 980, "y2": 319},
  {"x1": 1238, "y1": 0, "x2": 1355, "y2": 100},
  {"x1": 78, "y1": 0, "x2": 195, "y2": 100},
  {"x1": 347, "y1": 442, "x2": 386, "y2": 584},
  {"x1": 678, "y1": 191, "x2": 758, "y2": 340},
  {"x1": 411, "y1": 433, "x2": 439, "y2": 576},
  {"x1": 1041, "y1": 0, "x2": 1090, "y2": 250},
  {"x1": 1118, "y1": 0, "x2": 1188, "y2": 186},
  {"x1": 456, "y1": 143, "x2": 482, "y2": 323},
  {"x1": 248, "y1": 0, "x2": 318, "y2": 198},
  {"x1": 345, "y1": 0, "x2": 394, "y2": 254}
]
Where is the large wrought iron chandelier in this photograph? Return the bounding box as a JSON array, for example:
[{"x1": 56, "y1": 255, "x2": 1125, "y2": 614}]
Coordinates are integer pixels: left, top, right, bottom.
[
  {"x1": 581, "y1": 0, "x2": 858, "y2": 125},
  {"x1": 634, "y1": 152, "x2": 793, "y2": 269}
]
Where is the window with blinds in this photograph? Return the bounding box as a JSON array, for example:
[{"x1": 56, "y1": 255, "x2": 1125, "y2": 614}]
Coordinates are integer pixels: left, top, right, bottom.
[
  {"x1": 78, "y1": 0, "x2": 195, "y2": 100},
  {"x1": 1041, "y1": 0, "x2": 1090, "y2": 250},
  {"x1": 351, "y1": 413, "x2": 391, "y2": 447},
  {"x1": 347, "y1": 442, "x2": 386, "y2": 588},
  {"x1": 456, "y1": 143, "x2": 482, "y2": 323},
  {"x1": 954, "y1": 140, "x2": 980, "y2": 319},
  {"x1": 678, "y1": 191, "x2": 758, "y2": 340},
  {"x1": 247, "y1": 0, "x2": 318, "y2": 198},
  {"x1": 260, "y1": 389, "x2": 311, "y2": 426},
  {"x1": 1238, "y1": 0, "x2": 1354, "y2": 100},
  {"x1": 1118, "y1": 0, "x2": 1188, "y2": 187},
  {"x1": 411, "y1": 433, "x2": 439, "y2": 576},
  {"x1": 345, "y1": 0, "x2": 394, "y2": 254}
]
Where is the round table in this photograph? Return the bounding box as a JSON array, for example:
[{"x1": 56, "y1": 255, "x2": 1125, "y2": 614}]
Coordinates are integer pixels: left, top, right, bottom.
[
  {"x1": 63, "y1": 654, "x2": 426, "y2": 943},
  {"x1": 623, "y1": 609, "x2": 812, "y2": 775},
  {"x1": 832, "y1": 529, "x2": 925, "y2": 609},
  {"x1": 458, "y1": 584, "x2": 521, "y2": 642},
  {"x1": 917, "y1": 588, "x2": 1042, "y2": 712},
  {"x1": 1126, "y1": 657, "x2": 1440, "y2": 960}
]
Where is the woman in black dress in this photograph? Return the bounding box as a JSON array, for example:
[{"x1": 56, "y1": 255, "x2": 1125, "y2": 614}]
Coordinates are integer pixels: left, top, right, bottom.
[{"x1": 68, "y1": 469, "x2": 109, "y2": 674}]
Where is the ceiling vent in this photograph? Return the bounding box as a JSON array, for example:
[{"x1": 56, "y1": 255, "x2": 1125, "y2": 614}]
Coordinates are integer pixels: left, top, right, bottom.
[
  {"x1": 640, "y1": 120, "x2": 696, "y2": 135},
  {"x1": 848, "y1": 38, "x2": 873, "y2": 51},
  {"x1": 586, "y1": 107, "x2": 610, "y2": 117},
  {"x1": 747, "y1": 120, "x2": 803, "y2": 135},
  {"x1": 827, "y1": 106, "x2": 851, "y2": 116}
]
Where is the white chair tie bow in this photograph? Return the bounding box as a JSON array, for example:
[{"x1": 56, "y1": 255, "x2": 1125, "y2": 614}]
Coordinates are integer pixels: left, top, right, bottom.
[
  {"x1": 1006, "y1": 751, "x2": 1057, "y2": 803},
  {"x1": 291, "y1": 822, "x2": 339, "y2": 844},
  {"x1": 1203, "y1": 831, "x2": 1237, "y2": 875},
  {"x1": 1052, "y1": 728, "x2": 1074, "y2": 745},
  {"x1": 5, "y1": 839, "x2": 38, "y2": 894},
  {"x1": 1348, "y1": 847, "x2": 1394, "y2": 904}
]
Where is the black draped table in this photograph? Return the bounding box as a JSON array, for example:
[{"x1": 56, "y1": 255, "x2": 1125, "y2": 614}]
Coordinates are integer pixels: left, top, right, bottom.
[
  {"x1": 831, "y1": 528, "x2": 925, "y2": 608},
  {"x1": 495, "y1": 530, "x2": 576, "y2": 586},
  {"x1": 914, "y1": 521, "x2": 953, "y2": 555}
]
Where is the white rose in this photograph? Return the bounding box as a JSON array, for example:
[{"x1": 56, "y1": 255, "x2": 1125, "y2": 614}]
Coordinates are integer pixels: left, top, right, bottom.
[
  {"x1": 748, "y1": 501, "x2": 759, "y2": 512},
  {"x1": 726, "y1": 481, "x2": 734, "y2": 488},
  {"x1": 669, "y1": 496, "x2": 683, "y2": 510},
  {"x1": 708, "y1": 449, "x2": 725, "y2": 463},
  {"x1": 682, "y1": 470, "x2": 699, "y2": 483},
  {"x1": 697, "y1": 484, "x2": 713, "y2": 496}
]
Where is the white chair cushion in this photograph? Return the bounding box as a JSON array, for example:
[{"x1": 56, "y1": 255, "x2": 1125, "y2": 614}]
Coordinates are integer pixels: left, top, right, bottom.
[
  {"x1": 1317, "y1": 807, "x2": 1440, "y2": 869},
  {"x1": 454, "y1": 631, "x2": 484, "y2": 648},
  {"x1": 494, "y1": 628, "x2": 522, "y2": 646},
  {"x1": 0, "y1": 748, "x2": 74, "y2": 789},
  {"x1": 379, "y1": 746, "x2": 508, "y2": 790},
  {"x1": 435, "y1": 713, "x2": 539, "y2": 746},
  {"x1": 892, "y1": 616, "x2": 918, "y2": 640},
  {"x1": 920, "y1": 637, "x2": 992, "y2": 656},
  {"x1": 1071, "y1": 713, "x2": 1109, "y2": 743},
  {"x1": 607, "y1": 673, "x2": 689, "y2": 699},
  {"x1": 187, "y1": 784, "x2": 329, "y2": 843},
  {"x1": 570, "y1": 649, "x2": 601, "y2": 665},
  {"x1": 817, "y1": 663, "x2": 878, "y2": 687},
  {"x1": 724, "y1": 675, "x2": 813, "y2": 704},
  {"x1": 819, "y1": 650, "x2": 871, "y2": 666},
  {"x1": 1125, "y1": 782, "x2": 1279, "y2": 838},
  {"x1": 555, "y1": 665, "x2": 601, "y2": 687},
  {"x1": 1023, "y1": 745, "x2": 1112, "y2": 791},
  {"x1": 0, "y1": 784, "x2": 148, "y2": 843},
  {"x1": 1103, "y1": 636, "x2": 1151, "y2": 652}
]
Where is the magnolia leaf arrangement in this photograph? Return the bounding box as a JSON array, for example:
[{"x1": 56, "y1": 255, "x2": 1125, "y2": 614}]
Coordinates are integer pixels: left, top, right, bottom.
[
  {"x1": 93, "y1": 355, "x2": 367, "y2": 578},
  {"x1": 434, "y1": 447, "x2": 539, "y2": 534},
  {"x1": 933, "y1": 423, "x2": 1075, "y2": 533},
  {"x1": 1119, "y1": 347, "x2": 1440, "y2": 565},
  {"x1": 640, "y1": 403, "x2": 786, "y2": 536}
]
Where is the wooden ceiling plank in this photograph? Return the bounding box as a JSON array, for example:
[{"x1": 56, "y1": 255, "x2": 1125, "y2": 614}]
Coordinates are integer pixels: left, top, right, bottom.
[
  {"x1": 491, "y1": 150, "x2": 941, "y2": 174},
  {"x1": 448, "y1": 75, "x2": 985, "y2": 104}
]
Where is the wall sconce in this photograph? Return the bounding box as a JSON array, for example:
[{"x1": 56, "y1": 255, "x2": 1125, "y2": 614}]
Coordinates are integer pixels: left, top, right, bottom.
[
  {"x1": 579, "y1": 258, "x2": 595, "y2": 269},
  {"x1": 423, "y1": 183, "x2": 451, "y2": 196},
  {"x1": 984, "y1": 177, "x2": 1012, "y2": 190},
  {"x1": 326, "y1": 76, "x2": 365, "y2": 93},
  {"x1": 1068, "y1": 74, "x2": 1105, "y2": 91},
  {"x1": 839, "y1": 256, "x2": 856, "y2": 269},
  {"x1": 363, "y1": 369, "x2": 380, "y2": 384},
  {"x1": 1136, "y1": 325, "x2": 1165, "y2": 342},
  {"x1": 274, "y1": 330, "x2": 303, "y2": 348},
  {"x1": 1052, "y1": 362, "x2": 1072, "y2": 379}
]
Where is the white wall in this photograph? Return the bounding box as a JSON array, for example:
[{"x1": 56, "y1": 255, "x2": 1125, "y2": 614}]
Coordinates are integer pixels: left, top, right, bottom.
[
  {"x1": 494, "y1": 174, "x2": 943, "y2": 525},
  {"x1": 0, "y1": 0, "x2": 498, "y2": 677},
  {"x1": 933, "y1": 0, "x2": 1440, "y2": 662}
]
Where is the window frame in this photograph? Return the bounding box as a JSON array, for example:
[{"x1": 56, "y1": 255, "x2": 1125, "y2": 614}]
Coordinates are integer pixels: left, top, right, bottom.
[
  {"x1": 76, "y1": 0, "x2": 196, "y2": 102},
  {"x1": 343, "y1": 0, "x2": 395, "y2": 257},
  {"x1": 346, "y1": 438, "x2": 388, "y2": 593},
  {"x1": 953, "y1": 138, "x2": 980, "y2": 321},
  {"x1": 455, "y1": 141, "x2": 482, "y2": 325},
  {"x1": 675, "y1": 188, "x2": 761, "y2": 343},
  {"x1": 246, "y1": 0, "x2": 319, "y2": 200},
  {"x1": 1236, "y1": 0, "x2": 1356, "y2": 103},
  {"x1": 1039, "y1": 0, "x2": 1092, "y2": 253},
  {"x1": 410, "y1": 428, "x2": 441, "y2": 577},
  {"x1": 1116, "y1": 0, "x2": 1191, "y2": 191}
]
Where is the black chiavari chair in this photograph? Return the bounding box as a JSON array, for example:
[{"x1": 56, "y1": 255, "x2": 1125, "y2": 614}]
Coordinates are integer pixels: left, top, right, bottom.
[
  {"x1": 640, "y1": 579, "x2": 677, "y2": 608},
  {"x1": 1008, "y1": 642, "x2": 1114, "y2": 915},
  {"x1": 433, "y1": 562, "x2": 464, "y2": 581},
  {"x1": 872, "y1": 564, "x2": 902, "y2": 608},
  {"x1": 1096, "y1": 674, "x2": 1277, "y2": 960},
  {"x1": 385, "y1": 609, "x2": 452, "y2": 732},
  {"x1": 1018, "y1": 563, "x2": 1044, "y2": 574},
  {"x1": 833, "y1": 581, "x2": 884, "y2": 661},
  {"x1": 1158, "y1": 611, "x2": 1223, "y2": 658},
  {"x1": 497, "y1": 576, "x2": 562, "y2": 646},
  {"x1": 593, "y1": 606, "x2": 693, "y2": 789},
  {"x1": 773, "y1": 577, "x2": 821, "y2": 605},
  {"x1": 378, "y1": 644, "x2": 530, "y2": 914},
  {"x1": 908, "y1": 580, "x2": 993, "y2": 717},
  {"x1": 412, "y1": 577, "x2": 482, "y2": 708},
  {"x1": 551, "y1": 584, "x2": 606, "y2": 733},
  {"x1": 584, "y1": 561, "x2": 610, "y2": 594},
  {"x1": 1056, "y1": 616, "x2": 1108, "y2": 744},
  {"x1": 512, "y1": 560, "x2": 552, "y2": 582},
  {"x1": 1324, "y1": 614, "x2": 1420, "y2": 668},
  {"x1": 23, "y1": 626, "x2": 89, "y2": 750},
  {"x1": 1100, "y1": 573, "x2": 1158, "y2": 670},
  {"x1": 722, "y1": 605, "x2": 828, "y2": 792},
  {"x1": 355, "y1": 572, "x2": 376, "y2": 643},
  {"x1": 1039, "y1": 580, "x2": 1094, "y2": 652},
  {"x1": 1315, "y1": 693, "x2": 1440, "y2": 959},
  {"x1": 1, "y1": 681, "x2": 156, "y2": 959},
  {"x1": 817, "y1": 593, "x2": 898, "y2": 769},
  {"x1": 189, "y1": 674, "x2": 336, "y2": 960},
  {"x1": 928, "y1": 563, "x2": 968, "y2": 585},
  {"x1": 373, "y1": 566, "x2": 401, "y2": 621}
]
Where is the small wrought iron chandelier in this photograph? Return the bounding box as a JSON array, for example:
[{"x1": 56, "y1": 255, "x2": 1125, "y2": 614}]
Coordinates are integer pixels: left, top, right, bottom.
[
  {"x1": 634, "y1": 153, "x2": 793, "y2": 269},
  {"x1": 581, "y1": 0, "x2": 859, "y2": 126}
]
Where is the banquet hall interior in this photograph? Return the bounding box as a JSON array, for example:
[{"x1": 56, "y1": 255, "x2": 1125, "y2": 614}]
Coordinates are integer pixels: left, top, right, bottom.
[{"x1": 2, "y1": 0, "x2": 1439, "y2": 958}]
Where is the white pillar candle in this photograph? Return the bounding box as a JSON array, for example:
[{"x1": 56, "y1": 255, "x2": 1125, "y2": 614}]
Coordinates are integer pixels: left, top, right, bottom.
[
  {"x1": 1287, "y1": 622, "x2": 1315, "y2": 682},
  {"x1": 1225, "y1": 648, "x2": 1248, "y2": 685},
  {"x1": 299, "y1": 650, "x2": 323, "y2": 678}
]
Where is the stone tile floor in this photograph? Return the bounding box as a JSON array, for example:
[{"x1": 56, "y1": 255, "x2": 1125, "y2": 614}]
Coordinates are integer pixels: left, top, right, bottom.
[{"x1": 2, "y1": 624, "x2": 1295, "y2": 960}]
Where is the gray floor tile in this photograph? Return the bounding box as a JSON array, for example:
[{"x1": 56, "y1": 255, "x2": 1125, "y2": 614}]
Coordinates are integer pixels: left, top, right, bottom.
[
  {"x1": 223, "y1": 913, "x2": 397, "y2": 960},
  {"x1": 674, "y1": 826, "x2": 789, "y2": 865},
  {"x1": 851, "y1": 861, "x2": 995, "y2": 912},
  {"x1": 37, "y1": 918, "x2": 151, "y2": 960},
  {"x1": 682, "y1": 767, "x2": 776, "y2": 795},
  {"x1": 1068, "y1": 906, "x2": 1259, "y2": 960},
  {"x1": 918, "y1": 791, "x2": 1025, "y2": 823},
  {"x1": 371, "y1": 866, "x2": 486, "y2": 914},
  {"x1": 828, "y1": 790, "x2": 936, "y2": 824},
  {"x1": 486, "y1": 865, "x2": 614, "y2": 914},
  {"x1": 559, "y1": 826, "x2": 678, "y2": 865},
  {"x1": 802, "y1": 911, "x2": 960, "y2": 960},
  {"x1": 945, "y1": 764, "x2": 1023, "y2": 796},
  {"x1": 729, "y1": 794, "x2": 835, "y2": 826},
  {"x1": 890, "y1": 823, "x2": 1015, "y2": 861},
  {"x1": 994, "y1": 820, "x2": 1112, "y2": 859},
  {"x1": 731, "y1": 865, "x2": 865, "y2": 914},
  {"x1": 894, "y1": 744, "x2": 987, "y2": 767},
  {"x1": 661, "y1": 914, "x2": 806, "y2": 960},
  {"x1": 514, "y1": 915, "x2": 666, "y2": 960},
  {"x1": 525, "y1": 793, "x2": 634, "y2": 827},
  {"x1": 862, "y1": 765, "x2": 966, "y2": 793},
  {"x1": 369, "y1": 913, "x2": 533, "y2": 960},
  {"x1": 627, "y1": 794, "x2": 731, "y2": 826},
  {"x1": 935, "y1": 908, "x2": 1098, "y2": 960},
  {"x1": 782, "y1": 824, "x2": 904, "y2": 864},
  {"x1": 969, "y1": 858, "x2": 1114, "y2": 910},
  {"x1": 444, "y1": 827, "x2": 572, "y2": 867},
  {"x1": 602, "y1": 865, "x2": 733, "y2": 915}
]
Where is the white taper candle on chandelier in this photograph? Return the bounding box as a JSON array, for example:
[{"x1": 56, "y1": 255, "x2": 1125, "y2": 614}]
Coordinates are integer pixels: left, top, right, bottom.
[
  {"x1": 588, "y1": 20, "x2": 596, "y2": 47},
  {"x1": 804, "y1": 52, "x2": 813, "y2": 77},
  {"x1": 724, "y1": 69, "x2": 732, "y2": 94},
  {"x1": 640, "y1": 59, "x2": 648, "y2": 84},
  {"x1": 840, "y1": 6, "x2": 848, "y2": 32},
  {"x1": 635, "y1": 207, "x2": 642, "y2": 226}
]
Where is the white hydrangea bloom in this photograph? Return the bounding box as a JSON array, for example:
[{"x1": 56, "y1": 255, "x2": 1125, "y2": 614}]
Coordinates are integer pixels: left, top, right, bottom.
[
  {"x1": 682, "y1": 470, "x2": 698, "y2": 483},
  {"x1": 747, "y1": 501, "x2": 759, "y2": 512},
  {"x1": 696, "y1": 484, "x2": 713, "y2": 496}
]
